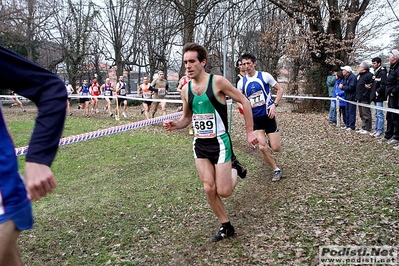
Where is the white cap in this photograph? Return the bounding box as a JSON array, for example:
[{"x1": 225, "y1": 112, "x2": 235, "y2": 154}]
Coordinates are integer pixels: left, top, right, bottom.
[
  {"x1": 341, "y1": 66, "x2": 352, "y2": 72},
  {"x1": 390, "y1": 49, "x2": 399, "y2": 59}
]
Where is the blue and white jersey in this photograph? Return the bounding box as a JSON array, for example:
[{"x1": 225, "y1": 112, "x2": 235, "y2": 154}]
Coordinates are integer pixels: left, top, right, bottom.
[{"x1": 237, "y1": 71, "x2": 277, "y2": 118}]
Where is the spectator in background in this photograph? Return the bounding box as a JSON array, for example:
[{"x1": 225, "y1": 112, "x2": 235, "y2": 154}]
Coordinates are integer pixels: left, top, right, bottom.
[
  {"x1": 370, "y1": 57, "x2": 387, "y2": 138},
  {"x1": 333, "y1": 70, "x2": 346, "y2": 126},
  {"x1": 355, "y1": 61, "x2": 374, "y2": 135},
  {"x1": 327, "y1": 69, "x2": 337, "y2": 123},
  {"x1": 339, "y1": 66, "x2": 357, "y2": 131},
  {"x1": 0, "y1": 45, "x2": 67, "y2": 266},
  {"x1": 380, "y1": 49, "x2": 399, "y2": 146}
]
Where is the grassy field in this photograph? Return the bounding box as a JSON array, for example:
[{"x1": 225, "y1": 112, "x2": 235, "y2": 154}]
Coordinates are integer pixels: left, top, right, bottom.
[{"x1": 4, "y1": 101, "x2": 399, "y2": 265}]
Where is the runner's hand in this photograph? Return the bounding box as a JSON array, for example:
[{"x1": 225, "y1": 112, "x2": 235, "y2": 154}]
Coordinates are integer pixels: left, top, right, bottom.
[{"x1": 25, "y1": 162, "x2": 57, "y2": 201}]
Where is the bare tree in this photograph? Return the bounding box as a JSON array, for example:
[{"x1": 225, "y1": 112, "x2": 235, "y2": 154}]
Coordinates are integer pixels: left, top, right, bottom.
[
  {"x1": 0, "y1": 0, "x2": 58, "y2": 61},
  {"x1": 51, "y1": 0, "x2": 98, "y2": 88},
  {"x1": 96, "y1": 0, "x2": 138, "y2": 77}
]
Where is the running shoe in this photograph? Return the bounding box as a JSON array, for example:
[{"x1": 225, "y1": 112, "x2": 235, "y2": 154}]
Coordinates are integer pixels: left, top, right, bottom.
[
  {"x1": 211, "y1": 225, "x2": 235, "y2": 242},
  {"x1": 232, "y1": 159, "x2": 247, "y2": 179},
  {"x1": 122, "y1": 112, "x2": 127, "y2": 118},
  {"x1": 272, "y1": 169, "x2": 282, "y2": 182},
  {"x1": 387, "y1": 139, "x2": 399, "y2": 145},
  {"x1": 110, "y1": 113, "x2": 114, "y2": 117}
]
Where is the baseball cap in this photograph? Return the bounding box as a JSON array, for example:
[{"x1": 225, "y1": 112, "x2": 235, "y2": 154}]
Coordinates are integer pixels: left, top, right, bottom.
[{"x1": 341, "y1": 66, "x2": 352, "y2": 72}]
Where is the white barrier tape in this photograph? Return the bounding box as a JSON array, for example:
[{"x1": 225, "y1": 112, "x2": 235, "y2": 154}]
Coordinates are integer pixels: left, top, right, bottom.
[
  {"x1": 278, "y1": 94, "x2": 399, "y2": 115},
  {"x1": 0, "y1": 94, "x2": 183, "y2": 103},
  {"x1": 68, "y1": 94, "x2": 183, "y2": 104},
  {"x1": 335, "y1": 96, "x2": 399, "y2": 114},
  {"x1": 14, "y1": 112, "x2": 183, "y2": 156}
]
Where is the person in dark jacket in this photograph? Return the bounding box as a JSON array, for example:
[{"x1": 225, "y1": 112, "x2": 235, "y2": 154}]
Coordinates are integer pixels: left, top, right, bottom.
[
  {"x1": 339, "y1": 66, "x2": 357, "y2": 130},
  {"x1": 380, "y1": 49, "x2": 399, "y2": 146},
  {"x1": 0, "y1": 45, "x2": 67, "y2": 265},
  {"x1": 370, "y1": 57, "x2": 387, "y2": 137},
  {"x1": 355, "y1": 61, "x2": 374, "y2": 134}
]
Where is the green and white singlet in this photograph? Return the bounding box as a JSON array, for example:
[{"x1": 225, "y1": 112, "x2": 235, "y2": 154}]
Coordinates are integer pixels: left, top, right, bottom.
[{"x1": 188, "y1": 74, "x2": 232, "y2": 164}]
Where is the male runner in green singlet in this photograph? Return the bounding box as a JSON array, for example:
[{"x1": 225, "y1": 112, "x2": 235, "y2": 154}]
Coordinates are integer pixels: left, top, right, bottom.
[{"x1": 163, "y1": 43, "x2": 258, "y2": 242}]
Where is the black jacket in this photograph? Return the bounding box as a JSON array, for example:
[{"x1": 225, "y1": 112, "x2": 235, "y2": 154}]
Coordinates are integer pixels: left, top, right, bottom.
[
  {"x1": 370, "y1": 66, "x2": 387, "y2": 102},
  {"x1": 356, "y1": 71, "x2": 373, "y2": 102},
  {"x1": 386, "y1": 60, "x2": 399, "y2": 98}
]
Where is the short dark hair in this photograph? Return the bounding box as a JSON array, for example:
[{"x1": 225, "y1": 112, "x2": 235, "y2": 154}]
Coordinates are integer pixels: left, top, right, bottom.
[
  {"x1": 240, "y1": 53, "x2": 257, "y2": 63},
  {"x1": 336, "y1": 70, "x2": 344, "y2": 80},
  {"x1": 372, "y1": 57, "x2": 381, "y2": 63},
  {"x1": 236, "y1": 59, "x2": 242, "y2": 67},
  {"x1": 183, "y1": 43, "x2": 207, "y2": 63}
]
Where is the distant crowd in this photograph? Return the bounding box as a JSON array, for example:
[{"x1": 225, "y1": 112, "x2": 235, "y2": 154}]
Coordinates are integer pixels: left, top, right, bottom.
[{"x1": 326, "y1": 49, "x2": 399, "y2": 150}]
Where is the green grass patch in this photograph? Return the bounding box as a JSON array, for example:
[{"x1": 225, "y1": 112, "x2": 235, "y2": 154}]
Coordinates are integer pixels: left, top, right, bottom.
[{"x1": 3, "y1": 105, "x2": 398, "y2": 265}]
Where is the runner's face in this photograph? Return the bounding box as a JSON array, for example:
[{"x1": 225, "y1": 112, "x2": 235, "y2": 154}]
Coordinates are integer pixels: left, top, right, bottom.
[
  {"x1": 241, "y1": 58, "x2": 256, "y2": 76},
  {"x1": 143, "y1": 77, "x2": 148, "y2": 84},
  {"x1": 184, "y1": 51, "x2": 205, "y2": 79},
  {"x1": 158, "y1": 73, "x2": 164, "y2": 80}
]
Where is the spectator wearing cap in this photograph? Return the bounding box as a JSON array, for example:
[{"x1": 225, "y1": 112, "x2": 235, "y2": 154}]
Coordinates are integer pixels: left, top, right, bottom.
[
  {"x1": 370, "y1": 57, "x2": 387, "y2": 138},
  {"x1": 380, "y1": 49, "x2": 399, "y2": 147},
  {"x1": 355, "y1": 61, "x2": 374, "y2": 134},
  {"x1": 339, "y1": 66, "x2": 357, "y2": 130}
]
